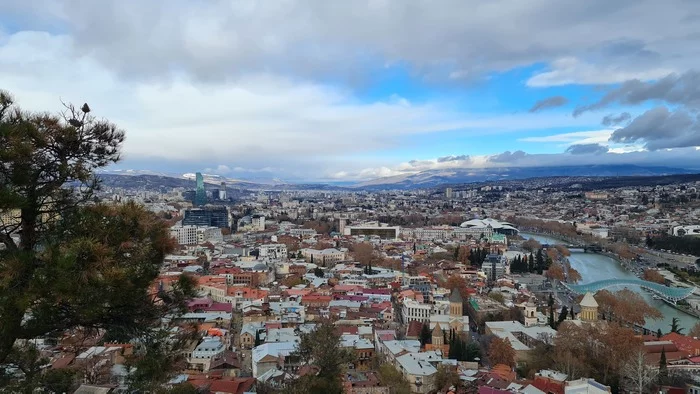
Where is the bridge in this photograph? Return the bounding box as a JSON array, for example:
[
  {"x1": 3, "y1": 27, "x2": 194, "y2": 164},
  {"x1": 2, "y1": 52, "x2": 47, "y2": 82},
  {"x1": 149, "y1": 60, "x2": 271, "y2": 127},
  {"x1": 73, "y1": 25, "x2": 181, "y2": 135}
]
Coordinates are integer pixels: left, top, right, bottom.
[
  {"x1": 541, "y1": 243, "x2": 603, "y2": 252},
  {"x1": 562, "y1": 278, "x2": 696, "y2": 305}
]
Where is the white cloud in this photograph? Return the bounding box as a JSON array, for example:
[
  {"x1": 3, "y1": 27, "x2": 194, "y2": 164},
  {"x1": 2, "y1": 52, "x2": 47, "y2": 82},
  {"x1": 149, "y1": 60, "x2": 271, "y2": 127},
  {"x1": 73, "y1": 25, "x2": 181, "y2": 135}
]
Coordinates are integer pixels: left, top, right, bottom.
[
  {"x1": 0, "y1": 30, "x2": 607, "y2": 178},
  {"x1": 4, "y1": 0, "x2": 699, "y2": 85},
  {"x1": 518, "y1": 129, "x2": 613, "y2": 145},
  {"x1": 527, "y1": 58, "x2": 675, "y2": 87}
]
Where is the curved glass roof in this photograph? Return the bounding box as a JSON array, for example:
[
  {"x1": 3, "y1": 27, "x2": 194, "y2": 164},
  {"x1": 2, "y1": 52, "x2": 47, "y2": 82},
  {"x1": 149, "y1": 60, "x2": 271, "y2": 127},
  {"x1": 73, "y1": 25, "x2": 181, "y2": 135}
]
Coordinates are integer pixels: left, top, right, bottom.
[{"x1": 564, "y1": 279, "x2": 695, "y2": 301}]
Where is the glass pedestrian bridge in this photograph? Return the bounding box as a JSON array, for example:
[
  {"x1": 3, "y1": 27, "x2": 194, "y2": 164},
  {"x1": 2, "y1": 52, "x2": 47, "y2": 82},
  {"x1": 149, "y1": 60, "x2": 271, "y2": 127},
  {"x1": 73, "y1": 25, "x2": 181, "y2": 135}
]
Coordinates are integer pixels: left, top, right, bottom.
[{"x1": 562, "y1": 279, "x2": 695, "y2": 304}]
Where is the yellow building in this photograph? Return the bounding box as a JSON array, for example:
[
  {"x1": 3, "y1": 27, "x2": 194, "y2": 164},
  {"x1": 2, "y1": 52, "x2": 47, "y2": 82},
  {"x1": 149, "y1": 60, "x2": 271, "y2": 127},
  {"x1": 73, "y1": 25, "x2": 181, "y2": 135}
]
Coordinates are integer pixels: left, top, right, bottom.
[{"x1": 579, "y1": 292, "x2": 599, "y2": 322}]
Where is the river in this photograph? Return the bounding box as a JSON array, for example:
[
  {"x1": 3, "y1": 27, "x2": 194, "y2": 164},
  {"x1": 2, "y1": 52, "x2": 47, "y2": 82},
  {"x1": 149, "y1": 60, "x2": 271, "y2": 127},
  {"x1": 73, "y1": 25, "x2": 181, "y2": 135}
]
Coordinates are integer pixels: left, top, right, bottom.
[{"x1": 521, "y1": 232, "x2": 699, "y2": 333}]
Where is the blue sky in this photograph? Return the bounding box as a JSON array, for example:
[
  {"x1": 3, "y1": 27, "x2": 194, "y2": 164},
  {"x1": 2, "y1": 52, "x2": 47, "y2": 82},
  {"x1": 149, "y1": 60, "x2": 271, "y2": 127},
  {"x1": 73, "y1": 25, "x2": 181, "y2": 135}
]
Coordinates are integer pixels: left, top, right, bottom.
[{"x1": 1, "y1": 1, "x2": 700, "y2": 182}]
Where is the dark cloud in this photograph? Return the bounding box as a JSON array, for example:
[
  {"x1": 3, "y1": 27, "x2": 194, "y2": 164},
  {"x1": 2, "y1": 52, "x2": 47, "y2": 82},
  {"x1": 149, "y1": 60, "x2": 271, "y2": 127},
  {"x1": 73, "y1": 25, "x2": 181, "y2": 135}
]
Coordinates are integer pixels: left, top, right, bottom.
[
  {"x1": 601, "y1": 112, "x2": 631, "y2": 126},
  {"x1": 490, "y1": 150, "x2": 527, "y2": 163},
  {"x1": 529, "y1": 96, "x2": 569, "y2": 113},
  {"x1": 609, "y1": 106, "x2": 700, "y2": 150},
  {"x1": 574, "y1": 70, "x2": 700, "y2": 116},
  {"x1": 565, "y1": 143, "x2": 609, "y2": 155},
  {"x1": 437, "y1": 155, "x2": 470, "y2": 162}
]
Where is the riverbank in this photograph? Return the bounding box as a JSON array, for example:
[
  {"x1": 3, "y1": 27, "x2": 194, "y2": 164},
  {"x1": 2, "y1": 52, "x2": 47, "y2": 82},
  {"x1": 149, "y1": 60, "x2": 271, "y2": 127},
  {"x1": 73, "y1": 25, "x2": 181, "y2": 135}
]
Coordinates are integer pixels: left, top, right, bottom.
[
  {"x1": 519, "y1": 230, "x2": 636, "y2": 275},
  {"x1": 522, "y1": 232, "x2": 700, "y2": 332}
]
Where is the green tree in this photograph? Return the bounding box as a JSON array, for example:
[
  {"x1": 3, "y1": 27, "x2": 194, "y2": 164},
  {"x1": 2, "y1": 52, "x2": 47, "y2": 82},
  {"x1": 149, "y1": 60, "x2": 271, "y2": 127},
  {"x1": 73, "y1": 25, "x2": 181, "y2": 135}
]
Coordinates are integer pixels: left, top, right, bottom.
[
  {"x1": 658, "y1": 347, "x2": 668, "y2": 385},
  {"x1": 289, "y1": 321, "x2": 355, "y2": 393},
  {"x1": 536, "y1": 249, "x2": 545, "y2": 274},
  {"x1": 557, "y1": 306, "x2": 569, "y2": 328},
  {"x1": 465, "y1": 342, "x2": 482, "y2": 362},
  {"x1": 434, "y1": 364, "x2": 460, "y2": 392},
  {"x1": 420, "y1": 323, "x2": 432, "y2": 347},
  {"x1": 255, "y1": 330, "x2": 262, "y2": 347},
  {"x1": 657, "y1": 328, "x2": 663, "y2": 339},
  {"x1": 41, "y1": 368, "x2": 78, "y2": 394},
  {"x1": 548, "y1": 293, "x2": 555, "y2": 329},
  {"x1": 314, "y1": 267, "x2": 324, "y2": 277},
  {"x1": 378, "y1": 363, "x2": 411, "y2": 394},
  {"x1": 0, "y1": 92, "x2": 195, "y2": 387},
  {"x1": 670, "y1": 317, "x2": 684, "y2": 334}
]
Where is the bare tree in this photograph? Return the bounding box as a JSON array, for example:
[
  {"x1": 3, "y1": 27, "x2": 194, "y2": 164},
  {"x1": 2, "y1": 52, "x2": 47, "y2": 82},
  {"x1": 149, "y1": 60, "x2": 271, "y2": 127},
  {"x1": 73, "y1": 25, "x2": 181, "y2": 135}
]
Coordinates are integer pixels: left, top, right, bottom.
[{"x1": 622, "y1": 348, "x2": 657, "y2": 394}]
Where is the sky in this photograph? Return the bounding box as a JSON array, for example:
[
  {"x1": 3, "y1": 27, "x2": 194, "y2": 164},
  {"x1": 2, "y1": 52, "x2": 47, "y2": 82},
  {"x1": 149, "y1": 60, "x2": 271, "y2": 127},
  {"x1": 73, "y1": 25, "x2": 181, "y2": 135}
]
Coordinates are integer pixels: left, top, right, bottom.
[{"x1": 1, "y1": 0, "x2": 700, "y2": 182}]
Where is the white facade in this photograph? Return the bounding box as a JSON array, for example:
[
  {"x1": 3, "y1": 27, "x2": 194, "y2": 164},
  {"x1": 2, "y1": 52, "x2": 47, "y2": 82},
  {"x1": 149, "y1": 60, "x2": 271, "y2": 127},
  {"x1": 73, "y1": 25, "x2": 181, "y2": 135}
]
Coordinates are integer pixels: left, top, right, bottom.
[
  {"x1": 289, "y1": 228, "x2": 316, "y2": 237},
  {"x1": 259, "y1": 243, "x2": 288, "y2": 259},
  {"x1": 252, "y1": 216, "x2": 266, "y2": 231},
  {"x1": 402, "y1": 299, "x2": 434, "y2": 324},
  {"x1": 301, "y1": 248, "x2": 346, "y2": 264},
  {"x1": 188, "y1": 336, "x2": 226, "y2": 371},
  {"x1": 170, "y1": 226, "x2": 222, "y2": 245},
  {"x1": 170, "y1": 226, "x2": 198, "y2": 245},
  {"x1": 197, "y1": 227, "x2": 223, "y2": 243},
  {"x1": 670, "y1": 225, "x2": 700, "y2": 237}
]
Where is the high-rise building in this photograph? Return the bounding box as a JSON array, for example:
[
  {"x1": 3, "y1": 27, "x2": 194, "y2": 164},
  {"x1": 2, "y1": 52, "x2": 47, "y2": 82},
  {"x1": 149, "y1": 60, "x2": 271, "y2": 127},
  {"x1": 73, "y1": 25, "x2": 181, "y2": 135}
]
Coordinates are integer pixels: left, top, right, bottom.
[
  {"x1": 219, "y1": 182, "x2": 227, "y2": 200},
  {"x1": 183, "y1": 207, "x2": 229, "y2": 228},
  {"x1": 182, "y1": 190, "x2": 196, "y2": 203},
  {"x1": 194, "y1": 172, "x2": 207, "y2": 207},
  {"x1": 445, "y1": 188, "x2": 453, "y2": 199}
]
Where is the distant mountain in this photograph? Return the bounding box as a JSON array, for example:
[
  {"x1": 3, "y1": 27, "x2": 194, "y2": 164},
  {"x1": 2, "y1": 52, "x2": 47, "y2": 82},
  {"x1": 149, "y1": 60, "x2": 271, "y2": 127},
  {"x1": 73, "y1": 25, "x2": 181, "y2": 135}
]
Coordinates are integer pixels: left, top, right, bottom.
[
  {"x1": 355, "y1": 165, "x2": 698, "y2": 189},
  {"x1": 96, "y1": 173, "x2": 349, "y2": 191}
]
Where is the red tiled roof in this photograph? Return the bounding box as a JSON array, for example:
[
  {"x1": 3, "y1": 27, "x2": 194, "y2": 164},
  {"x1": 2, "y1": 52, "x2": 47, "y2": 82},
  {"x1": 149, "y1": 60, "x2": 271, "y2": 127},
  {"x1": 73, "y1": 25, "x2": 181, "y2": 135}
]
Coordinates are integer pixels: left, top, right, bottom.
[
  {"x1": 405, "y1": 320, "x2": 423, "y2": 339},
  {"x1": 532, "y1": 376, "x2": 565, "y2": 394},
  {"x1": 661, "y1": 332, "x2": 700, "y2": 357}
]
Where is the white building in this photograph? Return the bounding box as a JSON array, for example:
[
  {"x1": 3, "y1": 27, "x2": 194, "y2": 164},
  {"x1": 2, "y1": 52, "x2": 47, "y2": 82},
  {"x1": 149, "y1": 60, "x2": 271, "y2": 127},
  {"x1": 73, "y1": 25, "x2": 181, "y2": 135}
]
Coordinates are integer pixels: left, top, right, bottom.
[
  {"x1": 481, "y1": 255, "x2": 508, "y2": 280},
  {"x1": 259, "y1": 243, "x2": 288, "y2": 259},
  {"x1": 344, "y1": 221, "x2": 400, "y2": 240},
  {"x1": 402, "y1": 299, "x2": 435, "y2": 324},
  {"x1": 170, "y1": 226, "x2": 198, "y2": 245},
  {"x1": 188, "y1": 336, "x2": 226, "y2": 371},
  {"x1": 670, "y1": 225, "x2": 700, "y2": 237},
  {"x1": 395, "y1": 352, "x2": 439, "y2": 394},
  {"x1": 197, "y1": 227, "x2": 223, "y2": 243},
  {"x1": 252, "y1": 342, "x2": 298, "y2": 378},
  {"x1": 252, "y1": 215, "x2": 266, "y2": 231},
  {"x1": 289, "y1": 228, "x2": 317, "y2": 237},
  {"x1": 170, "y1": 225, "x2": 222, "y2": 245},
  {"x1": 565, "y1": 378, "x2": 611, "y2": 393},
  {"x1": 301, "y1": 248, "x2": 347, "y2": 265}
]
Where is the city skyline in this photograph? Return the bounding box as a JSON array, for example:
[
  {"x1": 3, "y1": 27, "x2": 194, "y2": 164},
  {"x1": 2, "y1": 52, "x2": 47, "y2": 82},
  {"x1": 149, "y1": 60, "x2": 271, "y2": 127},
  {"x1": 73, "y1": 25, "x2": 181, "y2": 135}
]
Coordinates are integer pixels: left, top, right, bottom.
[{"x1": 2, "y1": 1, "x2": 700, "y2": 182}]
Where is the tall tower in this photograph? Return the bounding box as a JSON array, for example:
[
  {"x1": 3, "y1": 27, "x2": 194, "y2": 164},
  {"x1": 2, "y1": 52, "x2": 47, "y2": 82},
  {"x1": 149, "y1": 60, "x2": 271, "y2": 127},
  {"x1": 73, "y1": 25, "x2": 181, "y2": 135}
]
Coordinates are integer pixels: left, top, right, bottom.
[
  {"x1": 449, "y1": 288, "x2": 463, "y2": 317},
  {"x1": 219, "y1": 181, "x2": 227, "y2": 200},
  {"x1": 194, "y1": 172, "x2": 207, "y2": 207},
  {"x1": 431, "y1": 323, "x2": 444, "y2": 347},
  {"x1": 338, "y1": 218, "x2": 347, "y2": 235}
]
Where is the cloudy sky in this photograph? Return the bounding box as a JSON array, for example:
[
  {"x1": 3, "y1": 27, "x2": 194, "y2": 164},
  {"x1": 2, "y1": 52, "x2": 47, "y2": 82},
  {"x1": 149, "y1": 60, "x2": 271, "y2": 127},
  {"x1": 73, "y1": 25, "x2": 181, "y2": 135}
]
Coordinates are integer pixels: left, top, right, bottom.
[{"x1": 2, "y1": 0, "x2": 700, "y2": 182}]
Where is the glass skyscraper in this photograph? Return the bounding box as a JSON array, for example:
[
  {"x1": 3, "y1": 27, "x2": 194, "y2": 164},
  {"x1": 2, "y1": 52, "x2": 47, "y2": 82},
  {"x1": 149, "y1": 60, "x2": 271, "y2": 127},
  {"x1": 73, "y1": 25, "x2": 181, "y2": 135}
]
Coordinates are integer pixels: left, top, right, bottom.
[{"x1": 194, "y1": 172, "x2": 207, "y2": 207}]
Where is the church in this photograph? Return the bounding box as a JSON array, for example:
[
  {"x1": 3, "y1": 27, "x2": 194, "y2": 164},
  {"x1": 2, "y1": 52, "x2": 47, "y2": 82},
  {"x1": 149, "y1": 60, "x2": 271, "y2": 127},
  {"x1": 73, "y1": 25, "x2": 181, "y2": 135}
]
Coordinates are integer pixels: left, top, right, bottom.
[{"x1": 429, "y1": 288, "x2": 470, "y2": 334}]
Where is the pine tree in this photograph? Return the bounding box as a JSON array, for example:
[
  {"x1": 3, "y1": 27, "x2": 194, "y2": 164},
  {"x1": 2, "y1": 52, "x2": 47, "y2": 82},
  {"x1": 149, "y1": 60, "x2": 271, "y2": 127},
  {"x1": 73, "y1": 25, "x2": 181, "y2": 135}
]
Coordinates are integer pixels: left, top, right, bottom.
[
  {"x1": 658, "y1": 346, "x2": 668, "y2": 385},
  {"x1": 420, "y1": 323, "x2": 431, "y2": 347},
  {"x1": 254, "y1": 330, "x2": 262, "y2": 347},
  {"x1": 536, "y1": 249, "x2": 545, "y2": 274},
  {"x1": 657, "y1": 328, "x2": 663, "y2": 339},
  {"x1": 548, "y1": 293, "x2": 555, "y2": 329},
  {"x1": 528, "y1": 253, "x2": 535, "y2": 272},
  {"x1": 0, "y1": 92, "x2": 196, "y2": 388},
  {"x1": 557, "y1": 306, "x2": 568, "y2": 328}
]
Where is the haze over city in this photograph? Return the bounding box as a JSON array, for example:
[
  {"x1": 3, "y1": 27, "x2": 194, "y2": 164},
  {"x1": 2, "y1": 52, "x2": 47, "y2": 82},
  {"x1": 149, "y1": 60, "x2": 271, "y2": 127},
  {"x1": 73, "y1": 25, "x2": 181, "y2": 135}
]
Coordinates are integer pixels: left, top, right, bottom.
[{"x1": 2, "y1": 1, "x2": 700, "y2": 182}]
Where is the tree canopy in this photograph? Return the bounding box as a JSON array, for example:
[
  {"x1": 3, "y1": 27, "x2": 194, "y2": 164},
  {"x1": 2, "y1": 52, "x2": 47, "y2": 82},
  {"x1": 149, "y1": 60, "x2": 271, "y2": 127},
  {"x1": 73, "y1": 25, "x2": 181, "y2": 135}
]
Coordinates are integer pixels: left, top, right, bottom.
[{"x1": 0, "y1": 91, "x2": 195, "y2": 388}]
